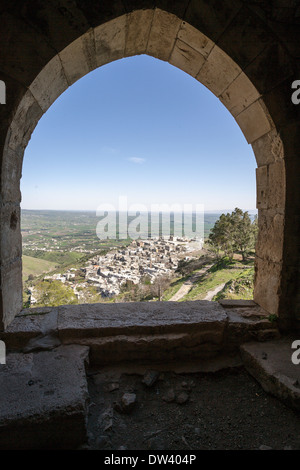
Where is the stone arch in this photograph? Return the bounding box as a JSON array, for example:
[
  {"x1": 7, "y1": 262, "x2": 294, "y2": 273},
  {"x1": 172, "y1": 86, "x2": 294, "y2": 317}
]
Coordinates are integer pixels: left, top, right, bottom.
[{"x1": 0, "y1": 7, "x2": 294, "y2": 331}]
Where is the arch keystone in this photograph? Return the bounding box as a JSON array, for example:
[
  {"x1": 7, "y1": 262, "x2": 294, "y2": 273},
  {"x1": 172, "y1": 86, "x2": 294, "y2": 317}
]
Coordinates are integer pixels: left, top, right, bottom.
[
  {"x1": 147, "y1": 9, "x2": 181, "y2": 61},
  {"x1": 125, "y1": 10, "x2": 154, "y2": 57}
]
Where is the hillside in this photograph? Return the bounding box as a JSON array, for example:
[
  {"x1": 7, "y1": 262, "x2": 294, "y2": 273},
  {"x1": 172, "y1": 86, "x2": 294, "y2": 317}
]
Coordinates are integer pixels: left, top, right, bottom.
[{"x1": 22, "y1": 255, "x2": 57, "y2": 282}]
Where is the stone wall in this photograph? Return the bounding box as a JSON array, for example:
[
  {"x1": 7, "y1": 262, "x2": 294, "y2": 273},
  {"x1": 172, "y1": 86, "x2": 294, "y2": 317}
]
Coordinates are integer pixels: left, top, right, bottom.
[{"x1": 0, "y1": 1, "x2": 299, "y2": 331}]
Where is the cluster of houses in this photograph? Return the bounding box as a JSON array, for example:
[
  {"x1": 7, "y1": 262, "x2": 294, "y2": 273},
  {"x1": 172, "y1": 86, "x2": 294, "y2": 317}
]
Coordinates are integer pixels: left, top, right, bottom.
[
  {"x1": 29, "y1": 237, "x2": 202, "y2": 304},
  {"x1": 81, "y1": 237, "x2": 195, "y2": 298}
]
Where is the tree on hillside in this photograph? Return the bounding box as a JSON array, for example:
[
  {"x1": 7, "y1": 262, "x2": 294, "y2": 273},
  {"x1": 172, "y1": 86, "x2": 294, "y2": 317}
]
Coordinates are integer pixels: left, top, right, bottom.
[
  {"x1": 208, "y1": 208, "x2": 257, "y2": 261},
  {"x1": 208, "y1": 213, "x2": 235, "y2": 259},
  {"x1": 231, "y1": 208, "x2": 258, "y2": 261}
]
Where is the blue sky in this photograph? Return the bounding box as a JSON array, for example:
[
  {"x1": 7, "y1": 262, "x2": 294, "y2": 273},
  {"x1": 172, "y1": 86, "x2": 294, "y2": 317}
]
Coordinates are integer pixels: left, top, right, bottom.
[{"x1": 21, "y1": 55, "x2": 257, "y2": 212}]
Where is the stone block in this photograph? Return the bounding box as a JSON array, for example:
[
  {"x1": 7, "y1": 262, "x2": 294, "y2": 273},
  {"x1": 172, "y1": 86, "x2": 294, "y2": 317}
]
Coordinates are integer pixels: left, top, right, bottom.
[
  {"x1": 0, "y1": 148, "x2": 22, "y2": 203},
  {"x1": 57, "y1": 300, "x2": 227, "y2": 341},
  {"x1": 0, "y1": 258, "x2": 23, "y2": 331},
  {"x1": 5, "y1": 89, "x2": 43, "y2": 155},
  {"x1": 252, "y1": 129, "x2": 284, "y2": 168},
  {"x1": 177, "y1": 22, "x2": 214, "y2": 58},
  {"x1": 268, "y1": 160, "x2": 286, "y2": 211},
  {"x1": 0, "y1": 203, "x2": 22, "y2": 264},
  {"x1": 256, "y1": 165, "x2": 268, "y2": 210},
  {"x1": 196, "y1": 45, "x2": 241, "y2": 97},
  {"x1": 0, "y1": 345, "x2": 89, "y2": 449},
  {"x1": 256, "y1": 161, "x2": 285, "y2": 211},
  {"x1": 29, "y1": 55, "x2": 69, "y2": 113},
  {"x1": 0, "y1": 308, "x2": 58, "y2": 350},
  {"x1": 253, "y1": 257, "x2": 282, "y2": 315},
  {"x1": 147, "y1": 9, "x2": 181, "y2": 61},
  {"x1": 59, "y1": 29, "x2": 97, "y2": 86},
  {"x1": 225, "y1": 310, "x2": 280, "y2": 351},
  {"x1": 169, "y1": 39, "x2": 206, "y2": 78},
  {"x1": 94, "y1": 15, "x2": 127, "y2": 67},
  {"x1": 236, "y1": 99, "x2": 273, "y2": 144},
  {"x1": 220, "y1": 72, "x2": 261, "y2": 117},
  {"x1": 240, "y1": 339, "x2": 300, "y2": 411},
  {"x1": 125, "y1": 9, "x2": 154, "y2": 57},
  {"x1": 57, "y1": 301, "x2": 227, "y2": 364},
  {"x1": 256, "y1": 209, "x2": 284, "y2": 264},
  {"x1": 86, "y1": 330, "x2": 224, "y2": 365}
]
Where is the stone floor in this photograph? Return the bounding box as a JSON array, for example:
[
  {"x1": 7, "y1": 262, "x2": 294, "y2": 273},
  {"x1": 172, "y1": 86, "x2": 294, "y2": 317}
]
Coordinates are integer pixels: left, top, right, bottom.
[
  {"x1": 86, "y1": 362, "x2": 300, "y2": 450},
  {"x1": 0, "y1": 300, "x2": 298, "y2": 449}
]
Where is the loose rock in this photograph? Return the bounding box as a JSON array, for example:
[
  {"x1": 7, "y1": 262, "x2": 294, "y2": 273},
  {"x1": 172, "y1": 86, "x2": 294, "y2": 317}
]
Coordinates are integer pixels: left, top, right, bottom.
[
  {"x1": 142, "y1": 370, "x2": 160, "y2": 387},
  {"x1": 106, "y1": 382, "x2": 119, "y2": 392},
  {"x1": 176, "y1": 392, "x2": 189, "y2": 404},
  {"x1": 98, "y1": 406, "x2": 114, "y2": 432},
  {"x1": 115, "y1": 392, "x2": 137, "y2": 414},
  {"x1": 162, "y1": 388, "x2": 175, "y2": 403}
]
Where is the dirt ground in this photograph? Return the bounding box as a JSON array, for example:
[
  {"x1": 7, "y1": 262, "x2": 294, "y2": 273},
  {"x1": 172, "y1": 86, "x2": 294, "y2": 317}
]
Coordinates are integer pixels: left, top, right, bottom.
[{"x1": 84, "y1": 365, "x2": 300, "y2": 451}]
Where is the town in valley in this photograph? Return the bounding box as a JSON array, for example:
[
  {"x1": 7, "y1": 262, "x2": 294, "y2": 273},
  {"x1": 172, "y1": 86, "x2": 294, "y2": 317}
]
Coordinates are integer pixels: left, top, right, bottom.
[{"x1": 22, "y1": 209, "x2": 257, "y2": 308}]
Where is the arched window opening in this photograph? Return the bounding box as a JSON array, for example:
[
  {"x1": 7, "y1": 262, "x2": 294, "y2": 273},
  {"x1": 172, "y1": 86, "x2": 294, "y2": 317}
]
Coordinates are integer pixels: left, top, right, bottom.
[
  {"x1": 21, "y1": 55, "x2": 257, "y2": 309},
  {"x1": 0, "y1": 11, "x2": 287, "y2": 331}
]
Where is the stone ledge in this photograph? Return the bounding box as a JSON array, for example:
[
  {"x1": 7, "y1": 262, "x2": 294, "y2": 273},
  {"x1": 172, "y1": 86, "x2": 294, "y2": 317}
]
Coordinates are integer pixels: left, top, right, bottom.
[
  {"x1": 57, "y1": 301, "x2": 228, "y2": 364},
  {"x1": 0, "y1": 307, "x2": 58, "y2": 349},
  {"x1": 57, "y1": 301, "x2": 227, "y2": 340},
  {"x1": 0, "y1": 345, "x2": 89, "y2": 449},
  {"x1": 0, "y1": 301, "x2": 280, "y2": 366},
  {"x1": 240, "y1": 338, "x2": 300, "y2": 411}
]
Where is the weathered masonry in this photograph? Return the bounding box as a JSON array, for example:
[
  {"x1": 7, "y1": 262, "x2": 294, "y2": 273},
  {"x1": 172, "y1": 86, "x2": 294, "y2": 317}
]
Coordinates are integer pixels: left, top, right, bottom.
[{"x1": 0, "y1": 1, "x2": 299, "y2": 332}]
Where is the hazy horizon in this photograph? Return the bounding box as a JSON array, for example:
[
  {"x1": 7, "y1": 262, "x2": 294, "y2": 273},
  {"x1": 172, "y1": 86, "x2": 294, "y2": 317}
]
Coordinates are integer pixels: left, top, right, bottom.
[{"x1": 21, "y1": 208, "x2": 258, "y2": 213}]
